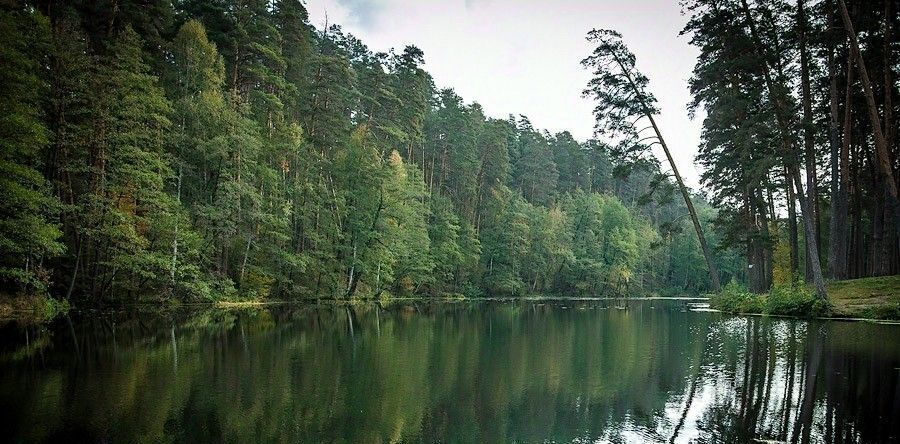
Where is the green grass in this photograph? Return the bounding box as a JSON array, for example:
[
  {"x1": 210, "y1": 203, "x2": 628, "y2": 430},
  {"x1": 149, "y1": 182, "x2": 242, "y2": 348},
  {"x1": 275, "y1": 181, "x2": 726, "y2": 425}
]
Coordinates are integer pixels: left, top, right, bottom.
[
  {"x1": 827, "y1": 275, "x2": 900, "y2": 320},
  {"x1": 710, "y1": 275, "x2": 900, "y2": 320}
]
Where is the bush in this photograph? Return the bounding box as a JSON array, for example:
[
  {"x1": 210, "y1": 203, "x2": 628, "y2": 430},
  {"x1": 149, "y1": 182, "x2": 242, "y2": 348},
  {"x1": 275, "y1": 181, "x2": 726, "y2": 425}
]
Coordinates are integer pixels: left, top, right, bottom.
[
  {"x1": 0, "y1": 294, "x2": 69, "y2": 322},
  {"x1": 764, "y1": 283, "x2": 829, "y2": 317},
  {"x1": 710, "y1": 280, "x2": 830, "y2": 317},
  {"x1": 710, "y1": 281, "x2": 763, "y2": 314}
]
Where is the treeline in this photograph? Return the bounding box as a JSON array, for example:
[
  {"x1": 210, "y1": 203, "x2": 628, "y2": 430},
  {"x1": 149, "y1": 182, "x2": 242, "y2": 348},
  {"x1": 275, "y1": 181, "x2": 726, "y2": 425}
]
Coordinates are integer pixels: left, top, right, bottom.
[
  {"x1": 682, "y1": 0, "x2": 899, "y2": 293},
  {"x1": 0, "y1": 0, "x2": 737, "y2": 302}
]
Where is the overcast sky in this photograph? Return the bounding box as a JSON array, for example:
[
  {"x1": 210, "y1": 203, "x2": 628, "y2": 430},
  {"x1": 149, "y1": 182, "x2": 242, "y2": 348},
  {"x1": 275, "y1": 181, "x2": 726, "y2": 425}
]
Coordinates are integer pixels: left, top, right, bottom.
[{"x1": 306, "y1": 0, "x2": 706, "y2": 188}]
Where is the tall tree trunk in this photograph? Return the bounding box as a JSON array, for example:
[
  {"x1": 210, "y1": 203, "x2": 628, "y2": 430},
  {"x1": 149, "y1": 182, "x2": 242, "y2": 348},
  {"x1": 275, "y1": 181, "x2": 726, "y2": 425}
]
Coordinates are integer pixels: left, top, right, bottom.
[
  {"x1": 850, "y1": 140, "x2": 864, "y2": 278},
  {"x1": 65, "y1": 240, "x2": 83, "y2": 300},
  {"x1": 240, "y1": 235, "x2": 252, "y2": 284},
  {"x1": 612, "y1": 55, "x2": 722, "y2": 291},
  {"x1": 878, "y1": 0, "x2": 896, "y2": 274},
  {"x1": 171, "y1": 164, "x2": 182, "y2": 286},
  {"x1": 798, "y1": 0, "x2": 819, "y2": 282},
  {"x1": 828, "y1": 46, "x2": 852, "y2": 280},
  {"x1": 872, "y1": 172, "x2": 885, "y2": 276},
  {"x1": 791, "y1": 168, "x2": 828, "y2": 299},
  {"x1": 739, "y1": 0, "x2": 828, "y2": 300},
  {"x1": 786, "y1": 167, "x2": 799, "y2": 276},
  {"x1": 745, "y1": 196, "x2": 762, "y2": 292},
  {"x1": 838, "y1": 0, "x2": 900, "y2": 245},
  {"x1": 757, "y1": 188, "x2": 773, "y2": 290}
]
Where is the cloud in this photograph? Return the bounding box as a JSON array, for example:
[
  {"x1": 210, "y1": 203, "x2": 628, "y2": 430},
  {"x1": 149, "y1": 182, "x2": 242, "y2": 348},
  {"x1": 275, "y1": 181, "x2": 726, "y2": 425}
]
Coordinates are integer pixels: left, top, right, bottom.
[
  {"x1": 464, "y1": 0, "x2": 495, "y2": 9},
  {"x1": 335, "y1": 0, "x2": 388, "y2": 30}
]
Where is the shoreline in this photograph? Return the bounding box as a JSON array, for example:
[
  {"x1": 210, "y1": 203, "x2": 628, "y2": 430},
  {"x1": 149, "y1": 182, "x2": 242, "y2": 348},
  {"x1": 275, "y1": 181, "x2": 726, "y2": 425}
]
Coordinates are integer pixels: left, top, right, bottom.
[{"x1": 3, "y1": 295, "x2": 899, "y2": 325}]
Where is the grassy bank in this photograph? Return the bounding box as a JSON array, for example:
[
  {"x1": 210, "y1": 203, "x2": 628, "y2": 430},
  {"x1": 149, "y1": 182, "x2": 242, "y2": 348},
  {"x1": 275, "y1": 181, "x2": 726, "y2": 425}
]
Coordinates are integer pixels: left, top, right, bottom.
[
  {"x1": 827, "y1": 276, "x2": 900, "y2": 319},
  {"x1": 710, "y1": 276, "x2": 900, "y2": 320}
]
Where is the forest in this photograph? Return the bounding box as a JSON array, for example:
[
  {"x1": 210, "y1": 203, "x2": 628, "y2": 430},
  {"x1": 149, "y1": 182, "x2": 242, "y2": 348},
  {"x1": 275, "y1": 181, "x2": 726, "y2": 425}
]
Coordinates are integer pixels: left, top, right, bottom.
[{"x1": 0, "y1": 0, "x2": 897, "y2": 306}]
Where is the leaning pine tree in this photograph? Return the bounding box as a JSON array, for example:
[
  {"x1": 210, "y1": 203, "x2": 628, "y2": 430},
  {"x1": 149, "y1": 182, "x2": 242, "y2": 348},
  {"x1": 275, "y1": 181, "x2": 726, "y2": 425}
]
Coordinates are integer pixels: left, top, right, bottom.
[{"x1": 581, "y1": 29, "x2": 722, "y2": 292}]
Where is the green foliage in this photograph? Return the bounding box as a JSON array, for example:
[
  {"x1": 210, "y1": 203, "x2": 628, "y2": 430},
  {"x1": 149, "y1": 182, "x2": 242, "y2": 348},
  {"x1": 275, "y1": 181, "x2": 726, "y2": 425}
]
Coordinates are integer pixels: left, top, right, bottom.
[
  {"x1": 709, "y1": 281, "x2": 764, "y2": 314},
  {"x1": 765, "y1": 282, "x2": 829, "y2": 317},
  {"x1": 0, "y1": 8, "x2": 63, "y2": 293},
  {"x1": 428, "y1": 194, "x2": 467, "y2": 290},
  {"x1": 711, "y1": 280, "x2": 829, "y2": 317},
  {"x1": 0, "y1": 294, "x2": 69, "y2": 322},
  {"x1": 0, "y1": 0, "x2": 745, "y2": 307},
  {"x1": 33, "y1": 296, "x2": 71, "y2": 320}
]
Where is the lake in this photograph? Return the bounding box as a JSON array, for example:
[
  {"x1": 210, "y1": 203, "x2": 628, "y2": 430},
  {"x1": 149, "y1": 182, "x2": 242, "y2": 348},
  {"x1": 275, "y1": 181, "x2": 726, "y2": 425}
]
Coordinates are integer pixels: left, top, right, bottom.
[{"x1": 0, "y1": 299, "x2": 898, "y2": 443}]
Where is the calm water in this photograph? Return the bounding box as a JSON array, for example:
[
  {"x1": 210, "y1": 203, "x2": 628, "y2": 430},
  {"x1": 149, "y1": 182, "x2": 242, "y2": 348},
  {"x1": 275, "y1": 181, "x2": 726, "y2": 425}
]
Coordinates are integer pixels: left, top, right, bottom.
[{"x1": 0, "y1": 300, "x2": 898, "y2": 443}]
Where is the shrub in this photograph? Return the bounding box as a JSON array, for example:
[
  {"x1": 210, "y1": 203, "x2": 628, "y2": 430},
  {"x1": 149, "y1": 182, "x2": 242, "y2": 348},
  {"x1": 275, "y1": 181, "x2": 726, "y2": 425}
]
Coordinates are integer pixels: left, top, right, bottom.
[
  {"x1": 710, "y1": 280, "x2": 831, "y2": 317},
  {"x1": 710, "y1": 281, "x2": 763, "y2": 314},
  {"x1": 0, "y1": 294, "x2": 69, "y2": 322},
  {"x1": 764, "y1": 282, "x2": 829, "y2": 317}
]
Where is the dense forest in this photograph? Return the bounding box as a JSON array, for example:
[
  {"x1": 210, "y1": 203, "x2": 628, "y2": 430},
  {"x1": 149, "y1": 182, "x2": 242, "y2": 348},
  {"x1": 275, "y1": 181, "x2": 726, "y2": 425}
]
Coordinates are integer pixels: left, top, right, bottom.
[
  {"x1": 683, "y1": 0, "x2": 899, "y2": 298},
  {"x1": 0, "y1": 0, "x2": 896, "y2": 304}
]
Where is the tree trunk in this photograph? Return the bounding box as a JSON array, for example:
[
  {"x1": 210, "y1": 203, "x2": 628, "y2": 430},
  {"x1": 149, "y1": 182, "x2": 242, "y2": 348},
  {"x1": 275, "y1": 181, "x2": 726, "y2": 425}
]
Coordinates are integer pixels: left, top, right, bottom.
[
  {"x1": 872, "y1": 173, "x2": 886, "y2": 276},
  {"x1": 653, "y1": 112, "x2": 722, "y2": 292},
  {"x1": 792, "y1": 167, "x2": 829, "y2": 299},
  {"x1": 65, "y1": 240, "x2": 83, "y2": 300},
  {"x1": 240, "y1": 235, "x2": 252, "y2": 284},
  {"x1": 798, "y1": 0, "x2": 819, "y2": 282},
  {"x1": 838, "y1": 0, "x2": 900, "y2": 245},
  {"x1": 745, "y1": 192, "x2": 765, "y2": 293},
  {"x1": 827, "y1": 46, "x2": 852, "y2": 280},
  {"x1": 757, "y1": 188, "x2": 773, "y2": 290},
  {"x1": 878, "y1": 0, "x2": 896, "y2": 274},
  {"x1": 171, "y1": 164, "x2": 182, "y2": 286},
  {"x1": 850, "y1": 142, "x2": 864, "y2": 277},
  {"x1": 786, "y1": 167, "x2": 799, "y2": 275}
]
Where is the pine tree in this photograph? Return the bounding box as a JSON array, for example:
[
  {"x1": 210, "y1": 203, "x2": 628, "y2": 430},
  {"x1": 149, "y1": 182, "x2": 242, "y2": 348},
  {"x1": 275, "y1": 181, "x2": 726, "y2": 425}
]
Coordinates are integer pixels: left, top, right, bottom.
[
  {"x1": 583, "y1": 28, "x2": 723, "y2": 292},
  {"x1": 83, "y1": 25, "x2": 174, "y2": 298},
  {"x1": 684, "y1": 3, "x2": 779, "y2": 292},
  {"x1": 0, "y1": 7, "x2": 63, "y2": 293},
  {"x1": 513, "y1": 129, "x2": 559, "y2": 206},
  {"x1": 392, "y1": 46, "x2": 431, "y2": 162}
]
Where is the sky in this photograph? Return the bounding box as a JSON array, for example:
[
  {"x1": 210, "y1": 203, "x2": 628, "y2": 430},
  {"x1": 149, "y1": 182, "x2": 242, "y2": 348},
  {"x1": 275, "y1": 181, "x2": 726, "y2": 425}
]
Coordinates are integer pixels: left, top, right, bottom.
[{"x1": 306, "y1": 0, "x2": 706, "y2": 188}]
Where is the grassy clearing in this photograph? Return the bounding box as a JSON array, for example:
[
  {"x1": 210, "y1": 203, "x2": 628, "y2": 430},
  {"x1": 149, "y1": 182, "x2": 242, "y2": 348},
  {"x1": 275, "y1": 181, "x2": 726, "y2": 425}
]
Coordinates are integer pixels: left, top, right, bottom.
[{"x1": 827, "y1": 275, "x2": 900, "y2": 320}]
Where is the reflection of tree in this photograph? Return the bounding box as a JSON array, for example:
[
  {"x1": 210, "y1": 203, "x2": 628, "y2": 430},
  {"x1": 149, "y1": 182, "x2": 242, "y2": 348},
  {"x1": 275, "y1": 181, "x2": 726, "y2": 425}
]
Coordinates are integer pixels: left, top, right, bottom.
[
  {"x1": 689, "y1": 317, "x2": 899, "y2": 443},
  {"x1": 669, "y1": 323, "x2": 710, "y2": 443},
  {"x1": 791, "y1": 324, "x2": 823, "y2": 444},
  {"x1": 0, "y1": 303, "x2": 898, "y2": 442},
  {"x1": 777, "y1": 322, "x2": 798, "y2": 441}
]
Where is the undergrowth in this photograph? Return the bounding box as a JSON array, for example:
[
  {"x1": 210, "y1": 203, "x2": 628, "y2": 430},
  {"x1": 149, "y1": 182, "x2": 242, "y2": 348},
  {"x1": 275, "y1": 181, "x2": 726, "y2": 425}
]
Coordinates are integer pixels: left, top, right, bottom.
[{"x1": 710, "y1": 281, "x2": 830, "y2": 317}]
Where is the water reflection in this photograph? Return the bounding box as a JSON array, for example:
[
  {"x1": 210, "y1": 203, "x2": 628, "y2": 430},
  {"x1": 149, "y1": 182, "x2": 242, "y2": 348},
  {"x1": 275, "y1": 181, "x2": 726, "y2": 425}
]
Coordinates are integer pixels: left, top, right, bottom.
[{"x1": 0, "y1": 301, "x2": 897, "y2": 443}]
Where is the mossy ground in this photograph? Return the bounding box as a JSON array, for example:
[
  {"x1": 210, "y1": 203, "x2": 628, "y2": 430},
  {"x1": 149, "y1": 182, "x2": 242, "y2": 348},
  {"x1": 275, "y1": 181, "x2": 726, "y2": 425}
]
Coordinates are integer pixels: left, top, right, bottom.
[{"x1": 827, "y1": 275, "x2": 900, "y2": 320}]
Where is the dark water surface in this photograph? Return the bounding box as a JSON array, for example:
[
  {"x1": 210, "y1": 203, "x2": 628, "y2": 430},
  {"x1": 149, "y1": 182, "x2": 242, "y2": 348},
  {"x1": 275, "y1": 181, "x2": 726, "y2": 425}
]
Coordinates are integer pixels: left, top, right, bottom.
[{"x1": 0, "y1": 300, "x2": 898, "y2": 443}]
